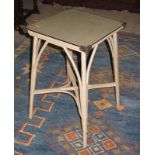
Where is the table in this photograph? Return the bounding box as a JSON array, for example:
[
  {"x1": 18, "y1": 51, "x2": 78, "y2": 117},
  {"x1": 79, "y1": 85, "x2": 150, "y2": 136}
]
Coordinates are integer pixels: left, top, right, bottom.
[{"x1": 27, "y1": 9, "x2": 125, "y2": 148}]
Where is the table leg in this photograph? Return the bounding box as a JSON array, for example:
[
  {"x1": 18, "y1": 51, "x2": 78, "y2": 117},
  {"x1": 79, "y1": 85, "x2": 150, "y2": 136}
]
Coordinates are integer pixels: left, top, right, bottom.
[
  {"x1": 80, "y1": 52, "x2": 88, "y2": 148},
  {"x1": 113, "y1": 33, "x2": 121, "y2": 110},
  {"x1": 66, "y1": 50, "x2": 74, "y2": 86},
  {"x1": 29, "y1": 37, "x2": 39, "y2": 119},
  {"x1": 107, "y1": 33, "x2": 124, "y2": 110},
  {"x1": 66, "y1": 51, "x2": 81, "y2": 114}
]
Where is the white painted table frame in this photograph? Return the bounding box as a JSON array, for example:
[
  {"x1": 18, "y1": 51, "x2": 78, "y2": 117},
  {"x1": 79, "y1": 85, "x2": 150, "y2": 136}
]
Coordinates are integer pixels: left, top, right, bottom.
[{"x1": 28, "y1": 25, "x2": 123, "y2": 148}]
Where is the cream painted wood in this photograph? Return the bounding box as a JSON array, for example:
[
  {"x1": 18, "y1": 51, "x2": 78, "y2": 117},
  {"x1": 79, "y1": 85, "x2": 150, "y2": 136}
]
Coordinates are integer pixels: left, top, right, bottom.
[
  {"x1": 37, "y1": 38, "x2": 41, "y2": 52},
  {"x1": 80, "y1": 52, "x2": 88, "y2": 147},
  {"x1": 86, "y1": 46, "x2": 98, "y2": 84},
  {"x1": 106, "y1": 33, "x2": 120, "y2": 109},
  {"x1": 66, "y1": 50, "x2": 81, "y2": 116},
  {"x1": 34, "y1": 41, "x2": 48, "y2": 68},
  {"x1": 29, "y1": 39, "x2": 49, "y2": 119},
  {"x1": 113, "y1": 33, "x2": 120, "y2": 109},
  {"x1": 32, "y1": 82, "x2": 116, "y2": 95},
  {"x1": 88, "y1": 82, "x2": 116, "y2": 89},
  {"x1": 107, "y1": 36, "x2": 114, "y2": 58},
  {"x1": 63, "y1": 47, "x2": 82, "y2": 86},
  {"x1": 29, "y1": 37, "x2": 38, "y2": 119},
  {"x1": 28, "y1": 9, "x2": 124, "y2": 148}
]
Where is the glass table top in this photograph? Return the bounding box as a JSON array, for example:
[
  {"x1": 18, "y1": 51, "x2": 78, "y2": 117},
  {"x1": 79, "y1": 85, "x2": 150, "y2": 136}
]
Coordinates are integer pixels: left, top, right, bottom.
[{"x1": 27, "y1": 9, "x2": 124, "y2": 47}]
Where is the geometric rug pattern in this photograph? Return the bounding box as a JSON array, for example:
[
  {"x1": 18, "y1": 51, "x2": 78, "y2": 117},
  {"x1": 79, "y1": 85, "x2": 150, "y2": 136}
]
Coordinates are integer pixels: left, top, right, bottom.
[
  {"x1": 15, "y1": 31, "x2": 140, "y2": 155},
  {"x1": 45, "y1": 112, "x2": 140, "y2": 155}
]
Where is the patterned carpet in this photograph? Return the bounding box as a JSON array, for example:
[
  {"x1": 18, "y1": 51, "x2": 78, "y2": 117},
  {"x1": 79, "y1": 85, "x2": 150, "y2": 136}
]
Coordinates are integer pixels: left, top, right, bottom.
[{"x1": 14, "y1": 31, "x2": 140, "y2": 155}]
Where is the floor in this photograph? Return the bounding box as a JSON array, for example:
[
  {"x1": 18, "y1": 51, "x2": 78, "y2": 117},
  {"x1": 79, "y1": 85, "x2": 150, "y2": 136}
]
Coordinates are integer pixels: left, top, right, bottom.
[{"x1": 26, "y1": 3, "x2": 140, "y2": 35}]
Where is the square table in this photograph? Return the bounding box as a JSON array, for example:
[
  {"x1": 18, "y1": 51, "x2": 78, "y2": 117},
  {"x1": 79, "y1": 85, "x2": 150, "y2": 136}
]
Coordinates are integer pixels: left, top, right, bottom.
[{"x1": 27, "y1": 9, "x2": 125, "y2": 148}]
